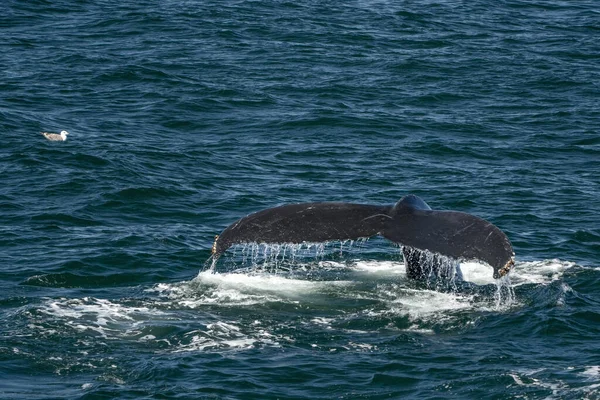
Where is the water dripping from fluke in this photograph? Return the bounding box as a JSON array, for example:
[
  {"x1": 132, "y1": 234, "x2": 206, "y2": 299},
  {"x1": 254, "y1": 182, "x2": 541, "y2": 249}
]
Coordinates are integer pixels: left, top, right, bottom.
[
  {"x1": 203, "y1": 240, "x2": 519, "y2": 309},
  {"x1": 494, "y1": 275, "x2": 516, "y2": 309},
  {"x1": 401, "y1": 245, "x2": 519, "y2": 309},
  {"x1": 401, "y1": 246, "x2": 462, "y2": 291},
  {"x1": 203, "y1": 254, "x2": 218, "y2": 272},
  {"x1": 206, "y1": 240, "x2": 371, "y2": 274}
]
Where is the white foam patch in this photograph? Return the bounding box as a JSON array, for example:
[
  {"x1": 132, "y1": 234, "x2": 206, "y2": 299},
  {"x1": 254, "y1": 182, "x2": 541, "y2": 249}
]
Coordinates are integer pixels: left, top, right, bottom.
[
  {"x1": 459, "y1": 261, "x2": 495, "y2": 285},
  {"x1": 153, "y1": 281, "x2": 282, "y2": 307},
  {"x1": 36, "y1": 295, "x2": 289, "y2": 353},
  {"x1": 150, "y1": 270, "x2": 353, "y2": 309},
  {"x1": 509, "y1": 259, "x2": 575, "y2": 285},
  {"x1": 401, "y1": 325, "x2": 435, "y2": 334},
  {"x1": 458, "y1": 259, "x2": 575, "y2": 286},
  {"x1": 335, "y1": 282, "x2": 490, "y2": 330},
  {"x1": 386, "y1": 288, "x2": 475, "y2": 318},
  {"x1": 581, "y1": 366, "x2": 600, "y2": 380},
  {"x1": 353, "y1": 260, "x2": 406, "y2": 276},
  {"x1": 38, "y1": 297, "x2": 163, "y2": 339},
  {"x1": 172, "y1": 321, "x2": 288, "y2": 353},
  {"x1": 345, "y1": 341, "x2": 377, "y2": 351},
  {"x1": 173, "y1": 322, "x2": 254, "y2": 352},
  {"x1": 365, "y1": 290, "x2": 483, "y2": 333},
  {"x1": 194, "y1": 270, "x2": 330, "y2": 295}
]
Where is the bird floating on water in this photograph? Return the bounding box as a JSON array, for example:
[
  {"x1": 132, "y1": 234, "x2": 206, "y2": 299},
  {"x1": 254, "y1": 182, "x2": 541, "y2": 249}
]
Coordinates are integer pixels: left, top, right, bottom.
[{"x1": 41, "y1": 130, "x2": 69, "y2": 141}]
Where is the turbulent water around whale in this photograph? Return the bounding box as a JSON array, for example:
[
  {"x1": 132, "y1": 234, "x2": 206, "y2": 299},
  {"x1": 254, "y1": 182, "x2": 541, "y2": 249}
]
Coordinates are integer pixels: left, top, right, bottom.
[{"x1": 2, "y1": 1, "x2": 600, "y2": 399}]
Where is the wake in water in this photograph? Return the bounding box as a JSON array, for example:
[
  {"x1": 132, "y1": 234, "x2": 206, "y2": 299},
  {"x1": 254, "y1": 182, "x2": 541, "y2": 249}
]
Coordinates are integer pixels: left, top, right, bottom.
[
  {"x1": 23, "y1": 256, "x2": 576, "y2": 355},
  {"x1": 20, "y1": 246, "x2": 569, "y2": 365},
  {"x1": 9, "y1": 255, "x2": 576, "y2": 396}
]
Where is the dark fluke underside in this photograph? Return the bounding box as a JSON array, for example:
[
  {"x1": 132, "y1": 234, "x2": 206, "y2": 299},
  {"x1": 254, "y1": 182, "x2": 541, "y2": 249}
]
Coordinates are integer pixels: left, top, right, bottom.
[{"x1": 212, "y1": 195, "x2": 515, "y2": 279}]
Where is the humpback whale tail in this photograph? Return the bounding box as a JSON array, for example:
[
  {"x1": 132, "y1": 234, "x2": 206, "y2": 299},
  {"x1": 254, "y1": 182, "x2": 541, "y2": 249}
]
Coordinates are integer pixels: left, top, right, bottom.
[{"x1": 211, "y1": 195, "x2": 515, "y2": 279}]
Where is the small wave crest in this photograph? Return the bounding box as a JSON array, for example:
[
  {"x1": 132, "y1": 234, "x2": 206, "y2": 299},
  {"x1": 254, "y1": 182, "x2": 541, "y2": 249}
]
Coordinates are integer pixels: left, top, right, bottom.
[{"x1": 509, "y1": 366, "x2": 600, "y2": 399}]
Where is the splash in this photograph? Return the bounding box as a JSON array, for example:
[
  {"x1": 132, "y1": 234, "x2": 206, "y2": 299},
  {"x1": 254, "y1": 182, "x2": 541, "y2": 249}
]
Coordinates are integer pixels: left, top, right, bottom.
[
  {"x1": 509, "y1": 259, "x2": 576, "y2": 286},
  {"x1": 204, "y1": 241, "x2": 528, "y2": 312}
]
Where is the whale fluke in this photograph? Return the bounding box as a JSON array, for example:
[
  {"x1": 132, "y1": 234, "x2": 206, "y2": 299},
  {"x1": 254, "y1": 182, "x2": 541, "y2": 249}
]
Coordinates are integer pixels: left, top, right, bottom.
[{"x1": 212, "y1": 195, "x2": 514, "y2": 279}]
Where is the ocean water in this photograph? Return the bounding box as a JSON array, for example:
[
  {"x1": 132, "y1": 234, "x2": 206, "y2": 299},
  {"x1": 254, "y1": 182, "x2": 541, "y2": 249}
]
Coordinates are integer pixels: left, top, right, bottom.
[{"x1": 1, "y1": 1, "x2": 600, "y2": 399}]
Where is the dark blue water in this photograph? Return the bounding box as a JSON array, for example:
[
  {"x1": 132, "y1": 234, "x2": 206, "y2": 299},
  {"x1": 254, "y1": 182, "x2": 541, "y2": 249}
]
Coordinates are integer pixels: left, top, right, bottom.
[{"x1": 2, "y1": 1, "x2": 600, "y2": 399}]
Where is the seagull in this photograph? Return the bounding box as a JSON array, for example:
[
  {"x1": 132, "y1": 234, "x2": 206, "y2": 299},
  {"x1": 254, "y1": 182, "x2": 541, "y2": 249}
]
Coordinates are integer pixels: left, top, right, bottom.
[{"x1": 41, "y1": 130, "x2": 69, "y2": 141}]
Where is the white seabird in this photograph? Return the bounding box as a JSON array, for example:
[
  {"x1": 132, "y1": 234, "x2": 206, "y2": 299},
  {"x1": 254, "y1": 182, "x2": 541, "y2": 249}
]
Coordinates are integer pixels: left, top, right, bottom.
[{"x1": 41, "y1": 130, "x2": 69, "y2": 141}]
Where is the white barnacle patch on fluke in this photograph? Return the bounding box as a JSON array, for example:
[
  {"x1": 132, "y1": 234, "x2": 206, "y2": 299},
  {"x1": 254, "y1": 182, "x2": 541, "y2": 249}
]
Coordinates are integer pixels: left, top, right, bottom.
[
  {"x1": 211, "y1": 235, "x2": 219, "y2": 254},
  {"x1": 498, "y1": 256, "x2": 516, "y2": 278}
]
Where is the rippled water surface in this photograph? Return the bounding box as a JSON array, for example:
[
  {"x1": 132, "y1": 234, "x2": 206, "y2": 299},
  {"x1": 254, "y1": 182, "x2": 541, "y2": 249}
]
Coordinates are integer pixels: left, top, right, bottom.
[{"x1": 1, "y1": 1, "x2": 599, "y2": 399}]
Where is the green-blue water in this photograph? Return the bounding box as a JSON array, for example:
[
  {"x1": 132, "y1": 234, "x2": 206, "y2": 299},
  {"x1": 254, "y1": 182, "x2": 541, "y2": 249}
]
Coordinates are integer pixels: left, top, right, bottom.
[{"x1": 2, "y1": 1, "x2": 599, "y2": 399}]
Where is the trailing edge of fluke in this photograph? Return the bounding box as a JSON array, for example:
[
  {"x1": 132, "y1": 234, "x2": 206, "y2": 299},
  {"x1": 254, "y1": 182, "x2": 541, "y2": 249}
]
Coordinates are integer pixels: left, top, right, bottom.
[{"x1": 211, "y1": 195, "x2": 515, "y2": 279}]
